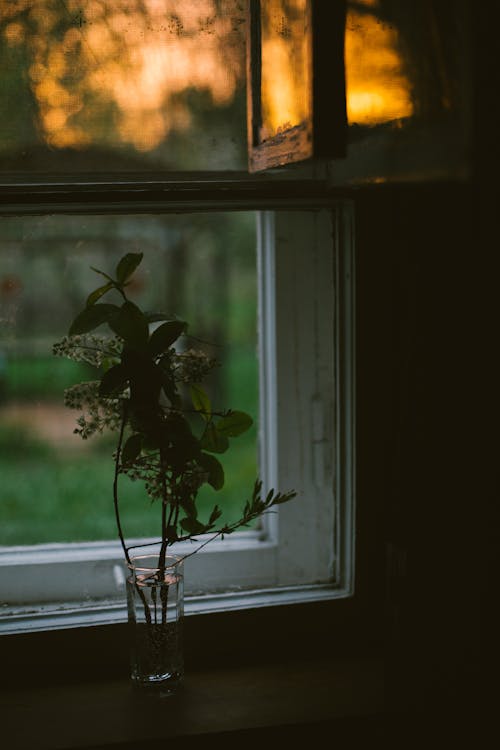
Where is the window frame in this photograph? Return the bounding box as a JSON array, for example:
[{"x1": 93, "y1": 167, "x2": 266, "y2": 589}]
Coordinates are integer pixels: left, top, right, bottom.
[
  {"x1": 246, "y1": 0, "x2": 347, "y2": 172},
  {"x1": 0, "y1": 177, "x2": 355, "y2": 634}
]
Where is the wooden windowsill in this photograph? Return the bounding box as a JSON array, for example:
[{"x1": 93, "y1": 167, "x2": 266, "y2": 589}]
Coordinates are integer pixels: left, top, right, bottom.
[{"x1": 1, "y1": 655, "x2": 384, "y2": 749}]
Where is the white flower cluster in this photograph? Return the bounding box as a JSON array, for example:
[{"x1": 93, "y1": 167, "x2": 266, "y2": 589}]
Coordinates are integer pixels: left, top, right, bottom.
[
  {"x1": 120, "y1": 456, "x2": 209, "y2": 501},
  {"x1": 64, "y1": 380, "x2": 101, "y2": 410},
  {"x1": 53, "y1": 334, "x2": 123, "y2": 368},
  {"x1": 120, "y1": 461, "x2": 169, "y2": 501},
  {"x1": 64, "y1": 380, "x2": 122, "y2": 439},
  {"x1": 173, "y1": 348, "x2": 217, "y2": 384}
]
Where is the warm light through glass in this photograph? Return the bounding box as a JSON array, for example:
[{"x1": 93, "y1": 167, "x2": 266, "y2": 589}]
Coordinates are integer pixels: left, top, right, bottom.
[
  {"x1": 259, "y1": 0, "x2": 311, "y2": 141},
  {"x1": 345, "y1": 7, "x2": 413, "y2": 126},
  {"x1": 0, "y1": 1, "x2": 247, "y2": 169}
]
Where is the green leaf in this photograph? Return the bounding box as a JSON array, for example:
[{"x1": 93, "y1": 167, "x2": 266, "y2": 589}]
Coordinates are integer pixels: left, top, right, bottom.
[
  {"x1": 200, "y1": 423, "x2": 229, "y2": 454},
  {"x1": 101, "y1": 356, "x2": 120, "y2": 373},
  {"x1": 180, "y1": 497, "x2": 197, "y2": 519},
  {"x1": 209, "y1": 505, "x2": 222, "y2": 525},
  {"x1": 116, "y1": 252, "x2": 143, "y2": 284},
  {"x1": 166, "y1": 525, "x2": 178, "y2": 544},
  {"x1": 180, "y1": 517, "x2": 207, "y2": 535},
  {"x1": 90, "y1": 266, "x2": 114, "y2": 283},
  {"x1": 99, "y1": 363, "x2": 129, "y2": 396},
  {"x1": 190, "y1": 384, "x2": 211, "y2": 421},
  {"x1": 122, "y1": 433, "x2": 143, "y2": 464},
  {"x1": 86, "y1": 282, "x2": 114, "y2": 307},
  {"x1": 198, "y1": 452, "x2": 224, "y2": 490},
  {"x1": 148, "y1": 320, "x2": 186, "y2": 357},
  {"x1": 216, "y1": 411, "x2": 253, "y2": 437},
  {"x1": 145, "y1": 311, "x2": 177, "y2": 323},
  {"x1": 272, "y1": 490, "x2": 297, "y2": 505},
  {"x1": 109, "y1": 301, "x2": 149, "y2": 349},
  {"x1": 69, "y1": 303, "x2": 120, "y2": 335},
  {"x1": 160, "y1": 370, "x2": 179, "y2": 406}
]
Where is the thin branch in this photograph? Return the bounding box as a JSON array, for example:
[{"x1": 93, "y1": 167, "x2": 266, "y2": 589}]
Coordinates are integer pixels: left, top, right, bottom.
[
  {"x1": 126, "y1": 539, "x2": 163, "y2": 554},
  {"x1": 175, "y1": 508, "x2": 277, "y2": 563},
  {"x1": 114, "y1": 406, "x2": 130, "y2": 565},
  {"x1": 176, "y1": 530, "x2": 224, "y2": 562}
]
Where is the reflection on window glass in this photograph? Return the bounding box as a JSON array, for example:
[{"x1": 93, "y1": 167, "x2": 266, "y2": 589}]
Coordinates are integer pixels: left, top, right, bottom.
[
  {"x1": 345, "y1": 1, "x2": 413, "y2": 126},
  {"x1": 0, "y1": 212, "x2": 257, "y2": 545},
  {"x1": 0, "y1": 1, "x2": 247, "y2": 172},
  {"x1": 260, "y1": 0, "x2": 310, "y2": 141}
]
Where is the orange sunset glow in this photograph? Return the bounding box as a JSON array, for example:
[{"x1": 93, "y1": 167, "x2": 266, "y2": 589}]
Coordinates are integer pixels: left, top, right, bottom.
[
  {"x1": 345, "y1": 5, "x2": 413, "y2": 125},
  {"x1": 260, "y1": 0, "x2": 310, "y2": 140},
  {"x1": 258, "y1": 0, "x2": 413, "y2": 141},
  {"x1": 0, "y1": 1, "x2": 414, "y2": 156},
  {"x1": 0, "y1": 0, "x2": 246, "y2": 152}
]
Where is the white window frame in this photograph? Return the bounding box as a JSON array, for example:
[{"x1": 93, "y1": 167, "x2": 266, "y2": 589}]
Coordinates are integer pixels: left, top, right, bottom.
[{"x1": 0, "y1": 202, "x2": 355, "y2": 634}]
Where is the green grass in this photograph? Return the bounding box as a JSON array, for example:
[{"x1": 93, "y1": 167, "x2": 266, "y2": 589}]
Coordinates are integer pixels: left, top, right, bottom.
[
  {"x1": 0, "y1": 438, "x2": 257, "y2": 545},
  {"x1": 4, "y1": 356, "x2": 96, "y2": 400},
  {"x1": 0, "y1": 350, "x2": 258, "y2": 546}
]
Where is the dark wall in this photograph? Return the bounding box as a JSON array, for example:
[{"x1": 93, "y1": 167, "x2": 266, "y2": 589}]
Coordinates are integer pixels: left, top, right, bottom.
[{"x1": 355, "y1": 181, "x2": 497, "y2": 731}]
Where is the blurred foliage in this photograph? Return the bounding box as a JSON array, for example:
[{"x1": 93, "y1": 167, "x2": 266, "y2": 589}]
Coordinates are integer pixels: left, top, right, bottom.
[
  {"x1": 0, "y1": 423, "x2": 52, "y2": 460},
  {"x1": 0, "y1": 213, "x2": 259, "y2": 546},
  {"x1": 0, "y1": 0, "x2": 247, "y2": 170},
  {"x1": 0, "y1": 0, "x2": 258, "y2": 548},
  {"x1": 4, "y1": 357, "x2": 94, "y2": 400}
]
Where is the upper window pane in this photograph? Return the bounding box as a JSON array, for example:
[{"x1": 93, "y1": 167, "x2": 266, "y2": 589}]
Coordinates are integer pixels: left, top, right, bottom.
[
  {"x1": 345, "y1": 0, "x2": 467, "y2": 130},
  {"x1": 345, "y1": 0, "x2": 413, "y2": 128},
  {"x1": 0, "y1": 1, "x2": 247, "y2": 173}
]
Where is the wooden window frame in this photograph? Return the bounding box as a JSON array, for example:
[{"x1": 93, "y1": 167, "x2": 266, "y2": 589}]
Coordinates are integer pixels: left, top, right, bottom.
[{"x1": 247, "y1": 0, "x2": 347, "y2": 173}]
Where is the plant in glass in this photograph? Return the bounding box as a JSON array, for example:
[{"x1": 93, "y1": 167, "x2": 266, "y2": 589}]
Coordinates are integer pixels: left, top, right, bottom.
[{"x1": 53, "y1": 252, "x2": 295, "y2": 693}]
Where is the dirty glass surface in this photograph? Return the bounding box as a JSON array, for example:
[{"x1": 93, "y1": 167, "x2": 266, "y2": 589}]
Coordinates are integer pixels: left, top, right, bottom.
[
  {"x1": 0, "y1": 1, "x2": 247, "y2": 173},
  {"x1": 259, "y1": 0, "x2": 310, "y2": 142},
  {"x1": 345, "y1": 0, "x2": 467, "y2": 131}
]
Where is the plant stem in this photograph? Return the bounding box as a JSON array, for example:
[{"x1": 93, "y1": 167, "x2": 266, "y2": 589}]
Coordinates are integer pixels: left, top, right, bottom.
[
  {"x1": 114, "y1": 408, "x2": 130, "y2": 565},
  {"x1": 158, "y1": 448, "x2": 169, "y2": 625},
  {"x1": 158, "y1": 448, "x2": 169, "y2": 571},
  {"x1": 114, "y1": 403, "x2": 151, "y2": 625}
]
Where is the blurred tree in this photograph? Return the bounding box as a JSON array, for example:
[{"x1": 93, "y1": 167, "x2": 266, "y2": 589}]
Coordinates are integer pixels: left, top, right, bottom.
[{"x1": 0, "y1": 0, "x2": 247, "y2": 171}]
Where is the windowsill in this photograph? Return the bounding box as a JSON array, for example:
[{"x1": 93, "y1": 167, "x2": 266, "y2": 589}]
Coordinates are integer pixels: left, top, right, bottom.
[
  {"x1": 0, "y1": 529, "x2": 351, "y2": 636},
  {"x1": 0, "y1": 654, "x2": 384, "y2": 749},
  {"x1": 0, "y1": 582, "x2": 347, "y2": 635}
]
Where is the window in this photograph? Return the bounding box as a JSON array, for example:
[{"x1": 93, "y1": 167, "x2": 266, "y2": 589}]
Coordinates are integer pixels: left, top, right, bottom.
[
  {"x1": 0, "y1": 1, "x2": 355, "y2": 634},
  {"x1": 247, "y1": 0, "x2": 347, "y2": 171},
  {"x1": 0, "y1": 204, "x2": 355, "y2": 632},
  {"x1": 0, "y1": 211, "x2": 258, "y2": 547}
]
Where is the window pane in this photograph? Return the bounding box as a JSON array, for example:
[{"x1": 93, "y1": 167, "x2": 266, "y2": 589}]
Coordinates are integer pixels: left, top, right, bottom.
[
  {"x1": 0, "y1": 212, "x2": 257, "y2": 545},
  {"x1": 0, "y1": 1, "x2": 247, "y2": 173},
  {"x1": 345, "y1": 0, "x2": 466, "y2": 129},
  {"x1": 259, "y1": 0, "x2": 311, "y2": 142},
  {"x1": 345, "y1": 1, "x2": 413, "y2": 127}
]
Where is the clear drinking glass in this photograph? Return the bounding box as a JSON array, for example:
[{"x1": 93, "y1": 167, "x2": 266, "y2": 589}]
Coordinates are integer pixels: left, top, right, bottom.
[{"x1": 126, "y1": 554, "x2": 184, "y2": 695}]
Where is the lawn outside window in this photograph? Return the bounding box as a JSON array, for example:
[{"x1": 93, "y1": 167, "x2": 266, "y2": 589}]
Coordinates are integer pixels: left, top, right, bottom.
[{"x1": 0, "y1": 193, "x2": 355, "y2": 635}]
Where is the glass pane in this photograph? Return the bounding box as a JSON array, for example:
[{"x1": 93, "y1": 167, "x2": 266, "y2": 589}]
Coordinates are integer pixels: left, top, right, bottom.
[
  {"x1": 345, "y1": 0, "x2": 413, "y2": 127},
  {"x1": 0, "y1": 212, "x2": 257, "y2": 545},
  {"x1": 0, "y1": 1, "x2": 247, "y2": 173},
  {"x1": 260, "y1": 0, "x2": 311, "y2": 141},
  {"x1": 345, "y1": 0, "x2": 466, "y2": 129}
]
